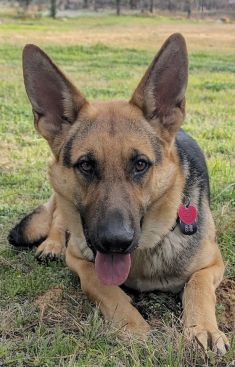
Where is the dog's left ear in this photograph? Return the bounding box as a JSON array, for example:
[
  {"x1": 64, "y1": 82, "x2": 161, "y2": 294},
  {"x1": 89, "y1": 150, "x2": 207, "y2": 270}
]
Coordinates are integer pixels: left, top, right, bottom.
[{"x1": 130, "y1": 33, "x2": 188, "y2": 141}]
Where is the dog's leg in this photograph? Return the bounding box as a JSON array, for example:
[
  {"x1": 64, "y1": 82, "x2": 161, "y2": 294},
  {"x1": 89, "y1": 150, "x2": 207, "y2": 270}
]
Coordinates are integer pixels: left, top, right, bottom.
[
  {"x1": 66, "y1": 242, "x2": 150, "y2": 336},
  {"x1": 35, "y1": 201, "x2": 66, "y2": 260},
  {"x1": 8, "y1": 195, "x2": 55, "y2": 247},
  {"x1": 183, "y1": 249, "x2": 229, "y2": 355}
]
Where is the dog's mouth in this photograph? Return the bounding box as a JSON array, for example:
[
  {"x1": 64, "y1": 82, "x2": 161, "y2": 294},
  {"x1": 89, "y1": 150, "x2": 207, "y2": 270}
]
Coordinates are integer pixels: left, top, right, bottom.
[
  {"x1": 95, "y1": 252, "x2": 131, "y2": 286},
  {"x1": 81, "y1": 229, "x2": 133, "y2": 287},
  {"x1": 81, "y1": 215, "x2": 142, "y2": 286}
]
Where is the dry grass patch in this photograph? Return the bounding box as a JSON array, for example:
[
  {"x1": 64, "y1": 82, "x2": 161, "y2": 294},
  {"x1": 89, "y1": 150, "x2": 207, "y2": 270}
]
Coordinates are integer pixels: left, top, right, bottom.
[{"x1": 0, "y1": 16, "x2": 235, "y2": 53}]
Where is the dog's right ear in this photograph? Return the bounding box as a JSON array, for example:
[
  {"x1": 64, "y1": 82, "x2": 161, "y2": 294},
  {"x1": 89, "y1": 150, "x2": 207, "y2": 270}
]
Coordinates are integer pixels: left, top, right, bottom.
[
  {"x1": 130, "y1": 33, "x2": 188, "y2": 143},
  {"x1": 23, "y1": 44, "x2": 87, "y2": 156}
]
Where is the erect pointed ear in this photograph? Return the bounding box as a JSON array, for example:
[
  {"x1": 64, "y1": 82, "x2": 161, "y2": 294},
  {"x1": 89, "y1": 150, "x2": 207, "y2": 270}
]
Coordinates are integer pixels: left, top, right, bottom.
[
  {"x1": 130, "y1": 33, "x2": 188, "y2": 141},
  {"x1": 23, "y1": 44, "x2": 87, "y2": 155}
]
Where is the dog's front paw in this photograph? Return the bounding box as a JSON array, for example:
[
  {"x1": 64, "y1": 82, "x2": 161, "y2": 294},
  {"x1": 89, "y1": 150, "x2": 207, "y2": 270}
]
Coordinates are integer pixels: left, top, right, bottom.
[
  {"x1": 35, "y1": 238, "x2": 65, "y2": 261},
  {"x1": 124, "y1": 319, "x2": 150, "y2": 339},
  {"x1": 119, "y1": 309, "x2": 150, "y2": 339},
  {"x1": 104, "y1": 302, "x2": 150, "y2": 339},
  {"x1": 185, "y1": 324, "x2": 229, "y2": 355}
]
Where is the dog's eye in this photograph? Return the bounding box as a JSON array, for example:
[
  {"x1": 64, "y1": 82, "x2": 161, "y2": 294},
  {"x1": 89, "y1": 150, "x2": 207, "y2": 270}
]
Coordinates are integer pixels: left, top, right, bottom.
[
  {"x1": 78, "y1": 160, "x2": 94, "y2": 174},
  {"x1": 134, "y1": 159, "x2": 149, "y2": 173}
]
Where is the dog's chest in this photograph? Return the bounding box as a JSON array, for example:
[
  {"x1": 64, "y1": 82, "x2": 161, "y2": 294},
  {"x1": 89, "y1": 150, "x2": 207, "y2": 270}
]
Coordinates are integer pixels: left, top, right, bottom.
[{"x1": 125, "y1": 227, "x2": 196, "y2": 292}]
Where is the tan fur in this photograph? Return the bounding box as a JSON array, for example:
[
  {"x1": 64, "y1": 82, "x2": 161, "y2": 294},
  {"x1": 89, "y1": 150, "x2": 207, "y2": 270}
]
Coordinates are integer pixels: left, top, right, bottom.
[
  {"x1": 20, "y1": 34, "x2": 229, "y2": 355},
  {"x1": 35, "y1": 194, "x2": 66, "y2": 259},
  {"x1": 24, "y1": 195, "x2": 55, "y2": 243}
]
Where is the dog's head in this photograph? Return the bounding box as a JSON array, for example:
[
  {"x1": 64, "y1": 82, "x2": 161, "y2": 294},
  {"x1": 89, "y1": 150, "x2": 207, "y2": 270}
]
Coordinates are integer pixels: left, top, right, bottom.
[{"x1": 23, "y1": 34, "x2": 188, "y2": 285}]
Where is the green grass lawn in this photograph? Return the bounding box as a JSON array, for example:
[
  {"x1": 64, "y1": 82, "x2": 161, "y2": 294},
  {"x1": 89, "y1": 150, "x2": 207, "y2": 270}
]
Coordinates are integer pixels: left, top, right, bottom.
[{"x1": 0, "y1": 14, "x2": 234, "y2": 367}]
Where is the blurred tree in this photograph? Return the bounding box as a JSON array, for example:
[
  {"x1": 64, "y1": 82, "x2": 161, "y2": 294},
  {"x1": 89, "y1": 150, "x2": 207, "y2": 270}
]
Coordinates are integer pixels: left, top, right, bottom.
[
  {"x1": 140, "y1": 0, "x2": 145, "y2": 12},
  {"x1": 18, "y1": 0, "x2": 32, "y2": 11},
  {"x1": 167, "y1": 0, "x2": 173, "y2": 11},
  {"x1": 200, "y1": 0, "x2": 205, "y2": 13},
  {"x1": 50, "y1": 0, "x2": 57, "y2": 17},
  {"x1": 8, "y1": 0, "x2": 234, "y2": 16},
  {"x1": 116, "y1": 0, "x2": 121, "y2": 15},
  {"x1": 149, "y1": 0, "x2": 154, "y2": 13},
  {"x1": 184, "y1": 0, "x2": 192, "y2": 17},
  {"x1": 83, "y1": 0, "x2": 88, "y2": 8},
  {"x1": 129, "y1": 0, "x2": 137, "y2": 9},
  {"x1": 94, "y1": 0, "x2": 98, "y2": 11}
]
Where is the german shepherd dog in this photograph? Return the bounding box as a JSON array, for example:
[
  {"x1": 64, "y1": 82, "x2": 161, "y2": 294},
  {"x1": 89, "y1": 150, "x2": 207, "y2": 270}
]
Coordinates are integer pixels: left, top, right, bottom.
[{"x1": 9, "y1": 34, "x2": 229, "y2": 354}]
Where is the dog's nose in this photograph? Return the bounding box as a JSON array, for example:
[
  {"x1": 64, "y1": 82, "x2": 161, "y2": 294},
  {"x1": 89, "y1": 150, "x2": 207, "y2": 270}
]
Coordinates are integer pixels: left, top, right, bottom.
[{"x1": 97, "y1": 211, "x2": 134, "y2": 253}]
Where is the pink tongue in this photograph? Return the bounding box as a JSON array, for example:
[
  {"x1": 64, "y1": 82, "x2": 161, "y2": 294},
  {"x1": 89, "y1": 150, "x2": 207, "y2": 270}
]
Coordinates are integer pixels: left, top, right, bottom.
[{"x1": 95, "y1": 251, "x2": 131, "y2": 286}]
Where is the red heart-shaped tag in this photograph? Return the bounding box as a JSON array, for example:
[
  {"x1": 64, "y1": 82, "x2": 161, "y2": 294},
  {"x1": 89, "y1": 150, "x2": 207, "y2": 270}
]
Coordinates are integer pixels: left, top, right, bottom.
[{"x1": 178, "y1": 204, "x2": 197, "y2": 225}]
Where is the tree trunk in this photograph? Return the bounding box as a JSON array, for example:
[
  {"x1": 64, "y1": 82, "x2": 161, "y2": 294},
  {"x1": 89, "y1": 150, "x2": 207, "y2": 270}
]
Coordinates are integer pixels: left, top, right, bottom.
[
  {"x1": 149, "y1": 0, "x2": 154, "y2": 13},
  {"x1": 83, "y1": 0, "x2": 88, "y2": 8},
  {"x1": 116, "y1": 0, "x2": 121, "y2": 15},
  {"x1": 185, "y1": 0, "x2": 192, "y2": 18},
  {"x1": 94, "y1": 0, "x2": 98, "y2": 11},
  {"x1": 168, "y1": 0, "x2": 172, "y2": 11},
  {"x1": 19, "y1": 0, "x2": 31, "y2": 12},
  {"x1": 140, "y1": 0, "x2": 145, "y2": 12},
  {"x1": 201, "y1": 0, "x2": 204, "y2": 13},
  {"x1": 50, "y1": 0, "x2": 57, "y2": 18},
  {"x1": 129, "y1": 0, "x2": 137, "y2": 9}
]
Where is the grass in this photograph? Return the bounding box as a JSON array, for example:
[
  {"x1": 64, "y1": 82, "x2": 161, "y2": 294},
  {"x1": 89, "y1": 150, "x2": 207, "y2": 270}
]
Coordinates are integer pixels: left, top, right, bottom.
[{"x1": 0, "y1": 13, "x2": 235, "y2": 367}]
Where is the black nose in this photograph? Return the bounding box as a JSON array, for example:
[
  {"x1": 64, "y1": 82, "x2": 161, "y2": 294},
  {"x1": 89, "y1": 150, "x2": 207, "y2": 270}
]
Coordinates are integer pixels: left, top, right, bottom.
[{"x1": 97, "y1": 211, "x2": 134, "y2": 253}]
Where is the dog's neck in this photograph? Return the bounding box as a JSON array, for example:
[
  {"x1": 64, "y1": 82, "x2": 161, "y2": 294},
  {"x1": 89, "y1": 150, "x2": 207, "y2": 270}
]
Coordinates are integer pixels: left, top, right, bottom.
[{"x1": 138, "y1": 167, "x2": 185, "y2": 250}]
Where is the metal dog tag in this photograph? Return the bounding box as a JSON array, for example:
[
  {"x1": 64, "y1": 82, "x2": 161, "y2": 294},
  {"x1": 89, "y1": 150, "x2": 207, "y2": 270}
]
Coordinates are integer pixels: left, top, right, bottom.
[{"x1": 178, "y1": 204, "x2": 197, "y2": 235}]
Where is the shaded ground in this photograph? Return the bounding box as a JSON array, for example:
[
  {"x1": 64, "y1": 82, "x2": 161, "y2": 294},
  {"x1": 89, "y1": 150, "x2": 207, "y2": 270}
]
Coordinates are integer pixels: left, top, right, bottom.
[{"x1": 216, "y1": 279, "x2": 235, "y2": 333}]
